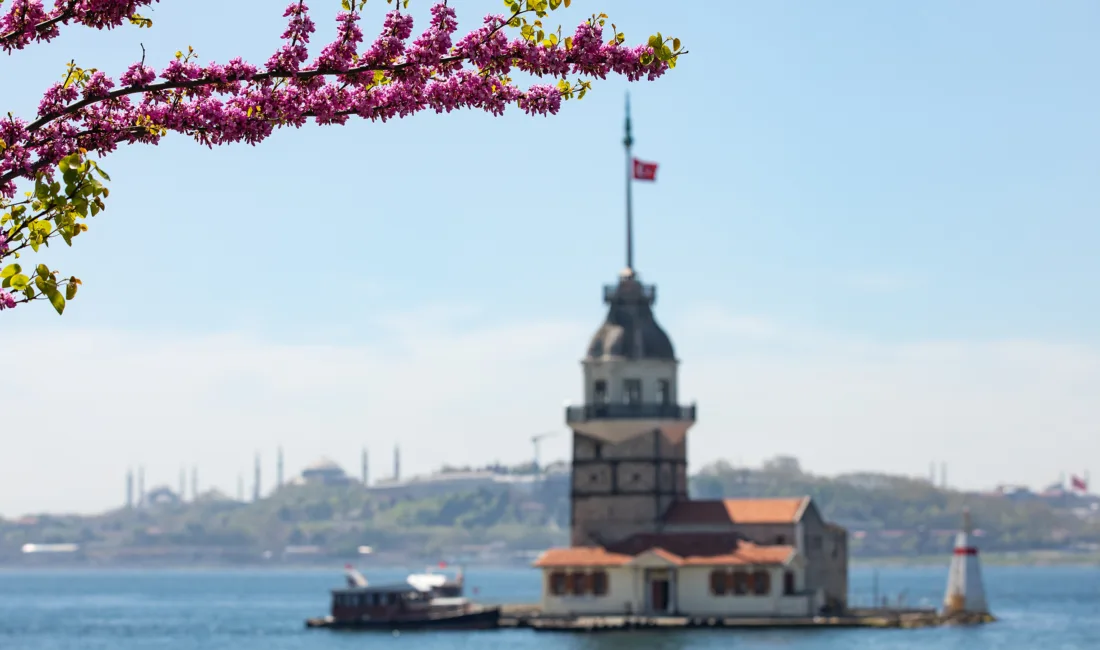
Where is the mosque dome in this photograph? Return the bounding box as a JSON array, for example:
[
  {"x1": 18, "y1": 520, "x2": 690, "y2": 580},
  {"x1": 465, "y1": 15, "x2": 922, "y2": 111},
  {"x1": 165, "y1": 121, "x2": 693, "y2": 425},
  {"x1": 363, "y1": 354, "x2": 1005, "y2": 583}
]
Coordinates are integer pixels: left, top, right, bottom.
[
  {"x1": 586, "y1": 268, "x2": 676, "y2": 361},
  {"x1": 304, "y1": 458, "x2": 343, "y2": 473}
]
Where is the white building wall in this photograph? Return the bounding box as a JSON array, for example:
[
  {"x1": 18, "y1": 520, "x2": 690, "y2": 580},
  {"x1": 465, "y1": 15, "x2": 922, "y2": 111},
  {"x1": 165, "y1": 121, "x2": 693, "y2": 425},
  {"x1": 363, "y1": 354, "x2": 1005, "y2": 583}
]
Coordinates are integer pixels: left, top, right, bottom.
[
  {"x1": 540, "y1": 564, "x2": 818, "y2": 618},
  {"x1": 676, "y1": 566, "x2": 814, "y2": 618},
  {"x1": 539, "y1": 567, "x2": 636, "y2": 616},
  {"x1": 583, "y1": 358, "x2": 679, "y2": 404}
]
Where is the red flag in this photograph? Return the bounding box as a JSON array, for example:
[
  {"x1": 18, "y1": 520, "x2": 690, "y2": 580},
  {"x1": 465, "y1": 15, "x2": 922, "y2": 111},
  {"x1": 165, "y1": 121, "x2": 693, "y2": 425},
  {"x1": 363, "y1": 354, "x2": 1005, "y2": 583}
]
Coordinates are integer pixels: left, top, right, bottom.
[
  {"x1": 1071, "y1": 475, "x2": 1088, "y2": 491},
  {"x1": 632, "y1": 158, "x2": 658, "y2": 181}
]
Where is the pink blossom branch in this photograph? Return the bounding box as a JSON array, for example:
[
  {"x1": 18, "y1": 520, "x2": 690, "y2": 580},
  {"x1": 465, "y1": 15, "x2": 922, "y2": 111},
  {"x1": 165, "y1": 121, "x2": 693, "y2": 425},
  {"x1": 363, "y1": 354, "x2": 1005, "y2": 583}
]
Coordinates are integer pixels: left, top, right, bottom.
[
  {"x1": 1, "y1": 2, "x2": 684, "y2": 194},
  {"x1": 0, "y1": 1, "x2": 158, "y2": 54}
]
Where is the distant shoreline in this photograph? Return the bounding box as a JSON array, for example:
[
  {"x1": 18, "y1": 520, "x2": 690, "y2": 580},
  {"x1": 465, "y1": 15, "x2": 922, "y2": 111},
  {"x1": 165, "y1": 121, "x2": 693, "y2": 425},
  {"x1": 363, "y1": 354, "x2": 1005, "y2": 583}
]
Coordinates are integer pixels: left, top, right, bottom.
[
  {"x1": 2, "y1": 551, "x2": 1099, "y2": 571},
  {"x1": 853, "y1": 550, "x2": 1100, "y2": 568}
]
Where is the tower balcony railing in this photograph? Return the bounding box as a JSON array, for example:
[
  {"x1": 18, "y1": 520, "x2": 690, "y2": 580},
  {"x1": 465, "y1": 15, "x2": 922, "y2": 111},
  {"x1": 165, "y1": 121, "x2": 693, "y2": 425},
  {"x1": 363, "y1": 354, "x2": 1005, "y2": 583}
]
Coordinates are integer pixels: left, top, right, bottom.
[
  {"x1": 565, "y1": 402, "x2": 697, "y2": 424},
  {"x1": 603, "y1": 283, "x2": 656, "y2": 305}
]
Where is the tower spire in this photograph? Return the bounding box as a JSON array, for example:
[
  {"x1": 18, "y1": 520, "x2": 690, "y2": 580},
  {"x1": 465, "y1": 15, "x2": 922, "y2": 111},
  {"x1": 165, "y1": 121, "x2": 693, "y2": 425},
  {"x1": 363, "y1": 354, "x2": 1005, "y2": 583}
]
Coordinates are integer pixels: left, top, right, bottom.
[{"x1": 624, "y1": 92, "x2": 635, "y2": 272}]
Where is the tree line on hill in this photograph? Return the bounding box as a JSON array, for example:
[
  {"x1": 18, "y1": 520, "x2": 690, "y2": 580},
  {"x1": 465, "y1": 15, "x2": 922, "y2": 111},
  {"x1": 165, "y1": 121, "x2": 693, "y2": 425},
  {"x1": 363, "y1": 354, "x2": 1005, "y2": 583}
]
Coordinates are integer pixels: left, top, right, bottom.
[{"x1": 2, "y1": 457, "x2": 1097, "y2": 562}]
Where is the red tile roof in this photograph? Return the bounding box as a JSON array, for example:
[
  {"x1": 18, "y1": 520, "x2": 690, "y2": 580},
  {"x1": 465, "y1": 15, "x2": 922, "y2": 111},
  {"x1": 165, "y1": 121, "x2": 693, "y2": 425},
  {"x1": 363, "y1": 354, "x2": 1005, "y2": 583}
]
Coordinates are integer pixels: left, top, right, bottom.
[
  {"x1": 533, "y1": 546, "x2": 633, "y2": 568},
  {"x1": 680, "y1": 542, "x2": 795, "y2": 566},
  {"x1": 533, "y1": 540, "x2": 795, "y2": 568},
  {"x1": 663, "y1": 497, "x2": 809, "y2": 526}
]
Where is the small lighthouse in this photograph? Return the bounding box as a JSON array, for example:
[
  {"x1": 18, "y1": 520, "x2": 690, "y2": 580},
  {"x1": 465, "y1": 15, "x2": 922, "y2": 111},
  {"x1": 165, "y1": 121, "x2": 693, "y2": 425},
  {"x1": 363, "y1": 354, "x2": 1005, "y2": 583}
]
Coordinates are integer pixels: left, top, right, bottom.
[{"x1": 943, "y1": 508, "x2": 989, "y2": 617}]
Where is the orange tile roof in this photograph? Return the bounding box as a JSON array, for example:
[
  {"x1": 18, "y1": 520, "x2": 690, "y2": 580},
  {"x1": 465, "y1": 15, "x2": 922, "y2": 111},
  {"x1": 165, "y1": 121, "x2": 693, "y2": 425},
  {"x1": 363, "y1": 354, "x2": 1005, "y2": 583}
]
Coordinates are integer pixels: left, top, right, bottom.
[
  {"x1": 663, "y1": 497, "x2": 809, "y2": 526},
  {"x1": 680, "y1": 542, "x2": 795, "y2": 566},
  {"x1": 533, "y1": 546, "x2": 633, "y2": 568},
  {"x1": 533, "y1": 541, "x2": 795, "y2": 568},
  {"x1": 638, "y1": 547, "x2": 684, "y2": 564}
]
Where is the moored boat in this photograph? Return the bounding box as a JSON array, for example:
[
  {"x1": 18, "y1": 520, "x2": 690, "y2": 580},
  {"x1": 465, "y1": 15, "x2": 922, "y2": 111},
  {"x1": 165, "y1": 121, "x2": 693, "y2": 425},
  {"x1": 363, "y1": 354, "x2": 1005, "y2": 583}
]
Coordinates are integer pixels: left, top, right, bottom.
[{"x1": 305, "y1": 564, "x2": 501, "y2": 631}]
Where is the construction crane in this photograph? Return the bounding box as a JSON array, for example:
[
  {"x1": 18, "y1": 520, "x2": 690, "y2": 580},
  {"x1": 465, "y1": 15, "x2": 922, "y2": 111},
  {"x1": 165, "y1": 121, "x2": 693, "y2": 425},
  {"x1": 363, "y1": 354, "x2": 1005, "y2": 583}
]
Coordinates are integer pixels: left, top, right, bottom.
[{"x1": 531, "y1": 431, "x2": 561, "y2": 473}]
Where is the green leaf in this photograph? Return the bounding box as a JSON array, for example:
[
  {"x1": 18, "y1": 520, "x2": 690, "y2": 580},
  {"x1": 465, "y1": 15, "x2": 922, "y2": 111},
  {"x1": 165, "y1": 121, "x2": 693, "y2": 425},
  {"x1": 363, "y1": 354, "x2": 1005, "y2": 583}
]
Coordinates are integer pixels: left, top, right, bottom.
[
  {"x1": 66, "y1": 282, "x2": 78, "y2": 300},
  {"x1": 0, "y1": 263, "x2": 19, "y2": 279},
  {"x1": 36, "y1": 264, "x2": 50, "y2": 279},
  {"x1": 9, "y1": 273, "x2": 30, "y2": 291},
  {"x1": 44, "y1": 285, "x2": 65, "y2": 315}
]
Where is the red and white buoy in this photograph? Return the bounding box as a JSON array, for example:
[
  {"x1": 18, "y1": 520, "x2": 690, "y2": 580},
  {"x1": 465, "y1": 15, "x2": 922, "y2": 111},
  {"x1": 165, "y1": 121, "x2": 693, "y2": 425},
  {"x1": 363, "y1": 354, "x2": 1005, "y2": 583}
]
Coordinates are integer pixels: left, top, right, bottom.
[{"x1": 943, "y1": 508, "x2": 988, "y2": 615}]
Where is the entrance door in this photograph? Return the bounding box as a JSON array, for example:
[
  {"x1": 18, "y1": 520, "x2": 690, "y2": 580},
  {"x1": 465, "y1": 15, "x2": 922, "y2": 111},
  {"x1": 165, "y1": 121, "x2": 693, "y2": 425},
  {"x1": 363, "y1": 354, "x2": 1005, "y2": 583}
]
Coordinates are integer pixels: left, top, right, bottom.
[{"x1": 649, "y1": 579, "x2": 670, "y2": 613}]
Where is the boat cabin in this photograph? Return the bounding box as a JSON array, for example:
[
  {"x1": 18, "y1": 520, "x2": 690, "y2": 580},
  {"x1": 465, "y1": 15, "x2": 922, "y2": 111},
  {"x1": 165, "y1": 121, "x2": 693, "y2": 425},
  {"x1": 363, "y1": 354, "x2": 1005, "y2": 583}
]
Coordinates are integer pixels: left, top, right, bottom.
[{"x1": 330, "y1": 583, "x2": 469, "y2": 622}]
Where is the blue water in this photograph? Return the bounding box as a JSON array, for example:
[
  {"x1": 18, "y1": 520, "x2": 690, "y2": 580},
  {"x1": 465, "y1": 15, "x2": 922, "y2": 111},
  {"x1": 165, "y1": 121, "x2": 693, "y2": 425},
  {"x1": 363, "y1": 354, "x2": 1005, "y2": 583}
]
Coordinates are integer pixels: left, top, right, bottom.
[{"x1": 1, "y1": 565, "x2": 1098, "y2": 649}]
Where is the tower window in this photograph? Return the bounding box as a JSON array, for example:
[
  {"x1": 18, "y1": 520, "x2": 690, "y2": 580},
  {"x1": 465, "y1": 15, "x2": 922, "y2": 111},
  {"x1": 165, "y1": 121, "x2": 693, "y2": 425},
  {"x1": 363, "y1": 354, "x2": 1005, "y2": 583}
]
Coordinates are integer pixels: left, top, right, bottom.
[
  {"x1": 593, "y1": 380, "x2": 608, "y2": 404},
  {"x1": 623, "y1": 379, "x2": 641, "y2": 405},
  {"x1": 656, "y1": 379, "x2": 670, "y2": 405}
]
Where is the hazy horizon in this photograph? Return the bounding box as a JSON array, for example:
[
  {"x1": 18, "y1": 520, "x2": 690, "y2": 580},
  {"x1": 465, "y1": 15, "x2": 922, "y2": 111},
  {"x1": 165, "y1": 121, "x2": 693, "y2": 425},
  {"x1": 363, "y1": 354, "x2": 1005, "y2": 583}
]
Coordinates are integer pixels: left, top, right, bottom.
[{"x1": 3, "y1": 0, "x2": 1098, "y2": 515}]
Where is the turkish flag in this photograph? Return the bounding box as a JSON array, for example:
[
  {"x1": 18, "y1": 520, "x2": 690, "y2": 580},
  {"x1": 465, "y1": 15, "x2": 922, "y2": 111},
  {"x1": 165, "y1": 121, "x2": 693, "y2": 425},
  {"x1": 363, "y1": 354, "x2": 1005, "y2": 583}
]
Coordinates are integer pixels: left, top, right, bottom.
[
  {"x1": 1071, "y1": 475, "x2": 1088, "y2": 491},
  {"x1": 632, "y1": 158, "x2": 658, "y2": 181}
]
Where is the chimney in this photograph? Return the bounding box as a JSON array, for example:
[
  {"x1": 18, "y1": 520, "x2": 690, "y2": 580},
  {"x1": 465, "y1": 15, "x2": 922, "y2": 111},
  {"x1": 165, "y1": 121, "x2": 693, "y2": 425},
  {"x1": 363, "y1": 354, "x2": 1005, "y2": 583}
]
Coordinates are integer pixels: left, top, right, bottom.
[
  {"x1": 137, "y1": 467, "x2": 145, "y2": 508},
  {"x1": 393, "y1": 445, "x2": 401, "y2": 483},
  {"x1": 190, "y1": 466, "x2": 198, "y2": 501},
  {"x1": 126, "y1": 468, "x2": 134, "y2": 509},
  {"x1": 179, "y1": 468, "x2": 186, "y2": 503},
  {"x1": 362, "y1": 448, "x2": 369, "y2": 487},
  {"x1": 276, "y1": 446, "x2": 284, "y2": 490}
]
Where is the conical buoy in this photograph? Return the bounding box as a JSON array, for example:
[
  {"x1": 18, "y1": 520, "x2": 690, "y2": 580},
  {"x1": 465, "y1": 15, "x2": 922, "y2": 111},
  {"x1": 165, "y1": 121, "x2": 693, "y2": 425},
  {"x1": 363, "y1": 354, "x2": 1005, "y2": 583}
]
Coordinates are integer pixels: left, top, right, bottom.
[{"x1": 943, "y1": 508, "x2": 989, "y2": 616}]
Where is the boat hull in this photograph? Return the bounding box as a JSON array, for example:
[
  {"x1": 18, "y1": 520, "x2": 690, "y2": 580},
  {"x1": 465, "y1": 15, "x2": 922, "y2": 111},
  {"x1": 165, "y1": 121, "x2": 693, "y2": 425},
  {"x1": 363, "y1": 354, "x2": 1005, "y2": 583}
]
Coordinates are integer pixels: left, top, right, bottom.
[{"x1": 307, "y1": 607, "x2": 502, "y2": 631}]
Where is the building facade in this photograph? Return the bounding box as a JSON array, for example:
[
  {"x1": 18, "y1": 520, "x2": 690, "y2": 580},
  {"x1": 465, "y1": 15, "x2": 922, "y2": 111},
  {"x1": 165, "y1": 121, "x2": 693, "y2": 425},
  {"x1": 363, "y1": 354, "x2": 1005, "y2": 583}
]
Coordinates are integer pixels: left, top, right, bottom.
[
  {"x1": 535, "y1": 542, "x2": 823, "y2": 617},
  {"x1": 534, "y1": 102, "x2": 849, "y2": 618}
]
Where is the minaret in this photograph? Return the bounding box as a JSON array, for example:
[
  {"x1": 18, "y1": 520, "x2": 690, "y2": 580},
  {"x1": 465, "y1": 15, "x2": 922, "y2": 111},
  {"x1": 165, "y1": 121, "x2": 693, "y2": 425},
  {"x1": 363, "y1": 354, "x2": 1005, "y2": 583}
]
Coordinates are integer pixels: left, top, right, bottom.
[
  {"x1": 137, "y1": 466, "x2": 145, "y2": 508},
  {"x1": 566, "y1": 96, "x2": 695, "y2": 547},
  {"x1": 126, "y1": 468, "x2": 134, "y2": 509},
  {"x1": 943, "y1": 508, "x2": 989, "y2": 616},
  {"x1": 237, "y1": 474, "x2": 244, "y2": 502},
  {"x1": 276, "y1": 446, "x2": 285, "y2": 490},
  {"x1": 251, "y1": 455, "x2": 261, "y2": 501},
  {"x1": 361, "y1": 448, "x2": 370, "y2": 486},
  {"x1": 179, "y1": 468, "x2": 186, "y2": 502},
  {"x1": 190, "y1": 466, "x2": 198, "y2": 501},
  {"x1": 393, "y1": 445, "x2": 401, "y2": 482}
]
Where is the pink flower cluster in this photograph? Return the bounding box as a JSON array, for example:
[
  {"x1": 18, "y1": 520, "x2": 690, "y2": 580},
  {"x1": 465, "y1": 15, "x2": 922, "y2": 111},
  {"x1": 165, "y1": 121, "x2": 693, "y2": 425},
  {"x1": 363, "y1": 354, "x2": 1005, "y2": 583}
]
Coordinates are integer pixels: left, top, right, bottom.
[
  {"x1": 1, "y1": 0, "x2": 158, "y2": 53},
  {"x1": 0, "y1": 1, "x2": 672, "y2": 197}
]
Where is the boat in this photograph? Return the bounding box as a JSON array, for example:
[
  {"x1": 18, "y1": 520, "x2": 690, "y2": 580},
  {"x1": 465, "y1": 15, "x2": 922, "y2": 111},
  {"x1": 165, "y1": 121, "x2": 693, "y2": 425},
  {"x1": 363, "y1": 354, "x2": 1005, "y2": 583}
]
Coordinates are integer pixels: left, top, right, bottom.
[{"x1": 305, "y1": 564, "x2": 501, "y2": 631}]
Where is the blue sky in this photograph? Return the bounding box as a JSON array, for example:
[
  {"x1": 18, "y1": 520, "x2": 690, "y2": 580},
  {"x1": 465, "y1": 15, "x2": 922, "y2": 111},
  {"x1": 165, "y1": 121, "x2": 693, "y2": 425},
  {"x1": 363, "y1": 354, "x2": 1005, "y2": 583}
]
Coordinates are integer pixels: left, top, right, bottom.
[{"x1": 3, "y1": 0, "x2": 1099, "y2": 514}]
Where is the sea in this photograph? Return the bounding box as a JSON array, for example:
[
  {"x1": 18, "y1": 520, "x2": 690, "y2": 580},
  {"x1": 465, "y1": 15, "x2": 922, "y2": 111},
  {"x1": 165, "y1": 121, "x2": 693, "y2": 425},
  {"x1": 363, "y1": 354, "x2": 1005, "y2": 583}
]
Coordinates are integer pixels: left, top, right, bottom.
[{"x1": 1, "y1": 565, "x2": 1098, "y2": 649}]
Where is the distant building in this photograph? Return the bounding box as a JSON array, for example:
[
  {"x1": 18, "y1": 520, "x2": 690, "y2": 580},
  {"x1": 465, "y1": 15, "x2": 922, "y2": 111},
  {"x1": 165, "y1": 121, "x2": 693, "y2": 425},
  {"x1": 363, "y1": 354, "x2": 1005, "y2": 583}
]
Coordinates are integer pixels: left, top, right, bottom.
[
  {"x1": 532, "y1": 103, "x2": 848, "y2": 619},
  {"x1": 296, "y1": 458, "x2": 354, "y2": 486},
  {"x1": 144, "y1": 486, "x2": 182, "y2": 507}
]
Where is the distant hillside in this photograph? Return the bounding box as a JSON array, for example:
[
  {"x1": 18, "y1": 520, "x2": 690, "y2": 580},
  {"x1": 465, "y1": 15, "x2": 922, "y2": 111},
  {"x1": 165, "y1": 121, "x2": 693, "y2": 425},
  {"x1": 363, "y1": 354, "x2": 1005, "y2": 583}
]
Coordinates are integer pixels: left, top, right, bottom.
[
  {"x1": 2, "y1": 458, "x2": 1098, "y2": 565},
  {"x1": 692, "y1": 458, "x2": 1100, "y2": 556}
]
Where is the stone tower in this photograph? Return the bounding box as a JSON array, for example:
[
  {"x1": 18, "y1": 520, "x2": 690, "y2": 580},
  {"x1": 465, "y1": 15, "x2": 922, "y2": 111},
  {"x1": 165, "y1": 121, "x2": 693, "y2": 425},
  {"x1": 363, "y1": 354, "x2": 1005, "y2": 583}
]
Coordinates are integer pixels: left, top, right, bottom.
[
  {"x1": 567, "y1": 268, "x2": 696, "y2": 546},
  {"x1": 566, "y1": 96, "x2": 697, "y2": 547}
]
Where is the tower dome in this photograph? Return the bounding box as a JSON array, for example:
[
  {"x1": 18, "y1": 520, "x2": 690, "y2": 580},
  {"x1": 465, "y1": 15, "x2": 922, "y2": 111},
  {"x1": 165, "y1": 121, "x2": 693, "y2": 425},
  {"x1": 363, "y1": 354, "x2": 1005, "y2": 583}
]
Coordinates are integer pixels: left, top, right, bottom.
[{"x1": 586, "y1": 267, "x2": 675, "y2": 361}]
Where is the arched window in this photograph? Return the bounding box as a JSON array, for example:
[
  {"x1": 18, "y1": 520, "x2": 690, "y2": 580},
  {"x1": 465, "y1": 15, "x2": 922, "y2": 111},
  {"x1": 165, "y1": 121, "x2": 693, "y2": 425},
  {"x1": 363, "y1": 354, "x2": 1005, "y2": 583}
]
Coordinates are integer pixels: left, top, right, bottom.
[
  {"x1": 571, "y1": 571, "x2": 588, "y2": 595},
  {"x1": 732, "y1": 570, "x2": 749, "y2": 595},
  {"x1": 709, "y1": 570, "x2": 727, "y2": 596},
  {"x1": 753, "y1": 570, "x2": 771, "y2": 596},
  {"x1": 549, "y1": 571, "x2": 567, "y2": 596},
  {"x1": 592, "y1": 571, "x2": 609, "y2": 596}
]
